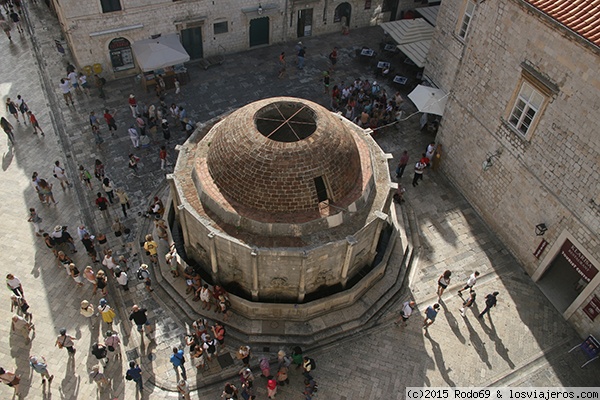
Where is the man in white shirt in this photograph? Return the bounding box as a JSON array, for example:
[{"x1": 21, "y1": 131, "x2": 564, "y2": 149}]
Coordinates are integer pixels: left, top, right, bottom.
[
  {"x1": 59, "y1": 78, "x2": 74, "y2": 106},
  {"x1": 6, "y1": 274, "x2": 24, "y2": 297},
  {"x1": 394, "y1": 300, "x2": 416, "y2": 327},
  {"x1": 458, "y1": 271, "x2": 480, "y2": 295}
]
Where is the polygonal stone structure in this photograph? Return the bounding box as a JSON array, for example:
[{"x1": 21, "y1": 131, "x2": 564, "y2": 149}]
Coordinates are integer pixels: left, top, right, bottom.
[{"x1": 170, "y1": 97, "x2": 394, "y2": 305}]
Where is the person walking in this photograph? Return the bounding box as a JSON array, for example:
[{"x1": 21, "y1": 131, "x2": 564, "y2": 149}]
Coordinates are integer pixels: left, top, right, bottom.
[
  {"x1": 412, "y1": 159, "x2": 426, "y2": 187},
  {"x1": 302, "y1": 356, "x2": 316, "y2": 379},
  {"x1": 95, "y1": 192, "x2": 110, "y2": 218},
  {"x1": 38, "y1": 179, "x2": 58, "y2": 204},
  {"x1": 328, "y1": 46, "x2": 338, "y2": 71},
  {"x1": 478, "y1": 291, "x2": 499, "y2": 318},
  {"x1": 103, "y1": 109, "x2": 117, "y2": 133},
  {"x1": 59, "y1": 79, "x2": 74, "y2": 106},
  {"x1": 27, "y1": 111, "x2": 45, "y2": 135},
  {"x1": 267, "y1": 378, "x2": 277, "y2": 399},
  {"x1": 0, "y1": 367, "x2": 21, "y2": 397},
  {"x1": 78, "y1": 165, "x2": 94, "y2": 190},
  {"x1": 129, "y1": 305, "x2": 152, "y2": 334},
  {"x1": 94, "y1": 74, "x2": 106, "y2": 99},
  {"x1": 396, "y1": 150, "x2": 409, "y2": 179},
  {"x1": 143, "y1": 235, "x2": 158, "y2": 265},
  {"x1": 278, "y1": 52, "x2": 286, "y2": 79},
  {"x1": 159, "y1": 145, "x2": 170, "y2": 170},
  {"x1": 128, "y1": 153, "x2": 141, "y2": 176},
  {"x1": 126, "y1": 361, "x2": 143, "y2": 393},
  {"x1": 68, "y1": 263, "x2": 84, "y2": 287},
  {"x1": 6, "y1": 274, "x2": 24, "y2": 297},
  {"x1": 104, "y1": 330, "x2": 121, "y2": 359},
  {"x1": 12, "y1": 314, "x2": 34, "y2": 342},
  {"x1": 459, "y1": 289, "x2": 477, "y2": 317},
  {"x1": 115, "y1": 188, "x2": 130, "y2": 218},
  {"x1": 53, "y1": 160, "x2": 72, "y2": 189},
  {"x1": 128, "y1": 125, "x2": 140, "y2": 148},
  {"x1": 79, "y1": 73, "x2": 90, "y2": 96},
  {"x1": 55, "y1": 328, "x2": 76, "y2": 355},
  {"x1": 423, "y1": 303, "x2": 440, "y2": 332},
  {"x1": 458, "y1": 271, "x2": 480, "y2": 296},
  {"x1": 177, "y1": 379, "x2": 191, "y2": 400},
  {"x1": 16, "y1": 95, "x2": 28, "y2": 125},
  {"x1": 5, "y1": 98, "x2": 20, "y2": 123},
  {"x1": 297, "y1": 44, "x2": 306, "y2": 69},
  {"x1": 1, "y1": 117, "x2": 15, "y2": 144},
  {"x1": 10, "y1": 294, "x2": 32, "y2": 322},
  {"x1": 98, "y1": 297, "x2": 116, "y2": 328},
  {"x1": 115, "y1": 268, "x2": 129, "y2": 291},
  {"x1": 80, "y1": 300, "x2": 95, "y2": 327},
  {"x1": 82, "y1": 234, "x2": 99, "y2": 263},
  {"x1": 127, "y1": 94, "x2": 138, "y2": 117},
  {"x1": 91, "y1": 342, "x2": 110, "y2": 367},
  {"x1": 170, "y1": 347, "x2": 187, "y2": 380},
  {"x1": 323, "y1": 71, "x2": 330, "y2": 94},
  {"x1": 437, "y1": 270, "x2": 452, "y2": 299},
  {"x1": 29, "y1": 355, "x2": 54, "y2": 384},
  {"x1": 394, "y1": 300, "x2": 416, "y2": 327},
  {"x1": 139, "y1": 264, "x2": 153, "y2": 292},
  {"x1": 222, "y1": 382, "x2": 238, "y2": 399}
]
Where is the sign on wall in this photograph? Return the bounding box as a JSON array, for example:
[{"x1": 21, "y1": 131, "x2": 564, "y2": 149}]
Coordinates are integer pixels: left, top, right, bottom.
[
  {"x1": 582, "y1": 295, "x2": 600, "y2": 321},
  {"x1": 561, "y1": 239, "x2": 598, "y2": 283}
]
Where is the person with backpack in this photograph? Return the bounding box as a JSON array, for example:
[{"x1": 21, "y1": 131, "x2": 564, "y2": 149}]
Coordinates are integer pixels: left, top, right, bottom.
[
  {"x1": 78, "y1": 165, "x2": 93, "y2": 190},
  {"x1": 170, "y1": 347, "x2": 187, "y2": 380},
  {"x1": 138, "y1": 263, "x2": 153, "y2": 292},
  {"x1": 105, "y1": 330, "x2": 121, "y2": 359},
  {"x1": 126, "y1": 361, "x2": 143, "y2": 393},
  {"x1": 10, "y1": 294, "x2": 32, "y2": 321},
  {"x1": 302, "y1": 356, "x2": 316, "y2": 379},
  {"x1": 203, "y1": 335, "x2": 218, "y2": 362},
  {"x1": 91, "y1": 342, "x2": 109, "y2": 367}
]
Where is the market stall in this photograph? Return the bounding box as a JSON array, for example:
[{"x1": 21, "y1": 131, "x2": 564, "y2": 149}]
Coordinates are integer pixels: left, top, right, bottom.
[{"x1": 131, "y1": 34, "x2": 191, "y2": 92}]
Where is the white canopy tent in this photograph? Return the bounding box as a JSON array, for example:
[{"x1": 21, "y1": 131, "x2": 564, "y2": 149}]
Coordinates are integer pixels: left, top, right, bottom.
[
  {"x1": 380, "y1": 18, "x2": 434, "y2": 45},
  {"x1": 380, "y1": 18, "x2": 435, "y2": 68},
  {"x1": 396, "y1": 39, "x2": 431, "y2": 68},
  {"x1": 416, "y1": 5, "x2": 440, "y2": 26},
  {"x1": 131, "y1": 34, "x2": 190, "y2": 72},
  {"x1": 408, "y1": 84, "x2": 448, "y2": 116}
]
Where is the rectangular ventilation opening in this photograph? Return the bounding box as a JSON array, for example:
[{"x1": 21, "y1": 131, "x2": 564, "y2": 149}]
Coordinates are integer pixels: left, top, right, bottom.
[{"x1": 314, "y1": 176, "x2": 328, "y2": 203}]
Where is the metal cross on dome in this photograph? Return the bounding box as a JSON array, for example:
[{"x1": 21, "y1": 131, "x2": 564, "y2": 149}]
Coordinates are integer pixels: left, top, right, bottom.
[{"x1": 256, "y1": 103, "x2": 316, "y2": 142}]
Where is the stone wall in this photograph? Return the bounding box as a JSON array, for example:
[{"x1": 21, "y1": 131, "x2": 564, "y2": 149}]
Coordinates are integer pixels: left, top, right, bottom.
[
  {"x1": 424, "y1": 0, "x2": 600, "y2": 337},
  {"x1": 179, "y1": 204, "x2": 384, "y2": 301},
  {"x1": 54, "y1": 0, "x2": 383, "y2": 78}
]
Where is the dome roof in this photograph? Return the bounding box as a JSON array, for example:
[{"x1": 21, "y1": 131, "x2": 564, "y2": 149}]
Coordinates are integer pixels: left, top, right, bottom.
[{"x1": 206, "y1": 97, "x2": 362, "y2": 216}]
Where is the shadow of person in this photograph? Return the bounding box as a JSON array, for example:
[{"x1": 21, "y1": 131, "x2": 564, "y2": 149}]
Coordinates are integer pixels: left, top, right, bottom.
[
  {"x1": 9, "y1": 331, "x2": 32, "y2": 399},
  {"x1": 58, "y1": 359, "x2": 80, "y2": 400},
  {"x1": 424, "y1": 332, "x2": 456, "y2": 386},
  {"x1": 42, "y1": 382, "x2": 53, "y2": 399},
  {"x1": 488, "y1": 317, "x2": 515, "y2": 370},
  {"x1": 462, "y1": 314, "x2": 492, "y2": 369},
  {"x1": 2, "y1": 147, "x2": 14, "y2": 171},
  {"x1": 439, "y1": 301, "x2": 466, "y2": 344}
]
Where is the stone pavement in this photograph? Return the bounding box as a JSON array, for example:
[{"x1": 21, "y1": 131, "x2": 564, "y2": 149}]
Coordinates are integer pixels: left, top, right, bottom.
[{"x1": 0, "y1": 2, "x2": 598, "y2": 399}]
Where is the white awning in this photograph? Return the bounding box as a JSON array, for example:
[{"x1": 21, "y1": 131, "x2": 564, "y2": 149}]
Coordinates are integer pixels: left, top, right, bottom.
[
  {"x1": 396, "y1": 39, "x2": 432, "y2": 68},
  {"x1": 380, "y1": 18, "x2": 434, "y2": 45},
  {"x1": 408, "y1": 84, "x2": 448, "y2": 116},
  {"x1": 415, "y1": 6, "x2": 440, "y2": 26},
  {"x1": 131, "y1": 34, "x2": 190, "y2": 72}
]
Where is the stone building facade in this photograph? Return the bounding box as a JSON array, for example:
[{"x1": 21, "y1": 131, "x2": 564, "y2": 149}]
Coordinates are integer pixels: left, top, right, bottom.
[
  {"x1": 51, "y1": 0, "x2": 384, "y2": 79},
  {"x1": 424, "y1": 0, "x2": 600, "y2": 338},
  {"x1": 169, "y1": 97, "x2": 395, "y2": 305}
]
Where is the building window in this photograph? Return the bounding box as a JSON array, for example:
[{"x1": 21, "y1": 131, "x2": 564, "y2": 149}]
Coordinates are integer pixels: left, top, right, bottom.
[
  {"x1": 101, "y1": 0, "x2": 121, "y2": 13},
  {"x1": 109, "y1": 37, "x2": 134, "y2": 72},
  {"x1": 508, "y1": 81, "x2": 546, "y2": 137},
  {"x1": 457, "y1": 0, "x2": 475, "y2": 40},
  {"x1": 364, "y1": 0, "x2": 372, "y2": 10},
  {"x1": 214, "y1": 21, "x2": 228, "y2": 35},
  {"x1": 314, "y1": 176, "x2": 328, "y2": 203}
]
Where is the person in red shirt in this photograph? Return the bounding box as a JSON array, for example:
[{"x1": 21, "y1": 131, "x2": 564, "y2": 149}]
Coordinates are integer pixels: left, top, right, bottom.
[
  {"x1": 159, "y1": 146, "x2": 169, "y2": 170},
  {"x1": 103, "y1": 109, "x2": 117, "y2": 132},
  {"x1": 420, "y1": 153, "x2": 430, "y2": 167},
  {"x1": 27, "y1": 111, "x2": 44, "y2": 136},
  {"x1": 95, "y1": 192, "x2": 110, "y2": 217},
  {"x1": 128, "y1": 94, "x2": 138, "y2": 118}
]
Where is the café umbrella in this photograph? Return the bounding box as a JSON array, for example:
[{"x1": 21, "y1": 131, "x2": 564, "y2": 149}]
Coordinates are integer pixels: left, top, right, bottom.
[{"x1": 408, "y1": 85, "x2": 449, "y2": 116}]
